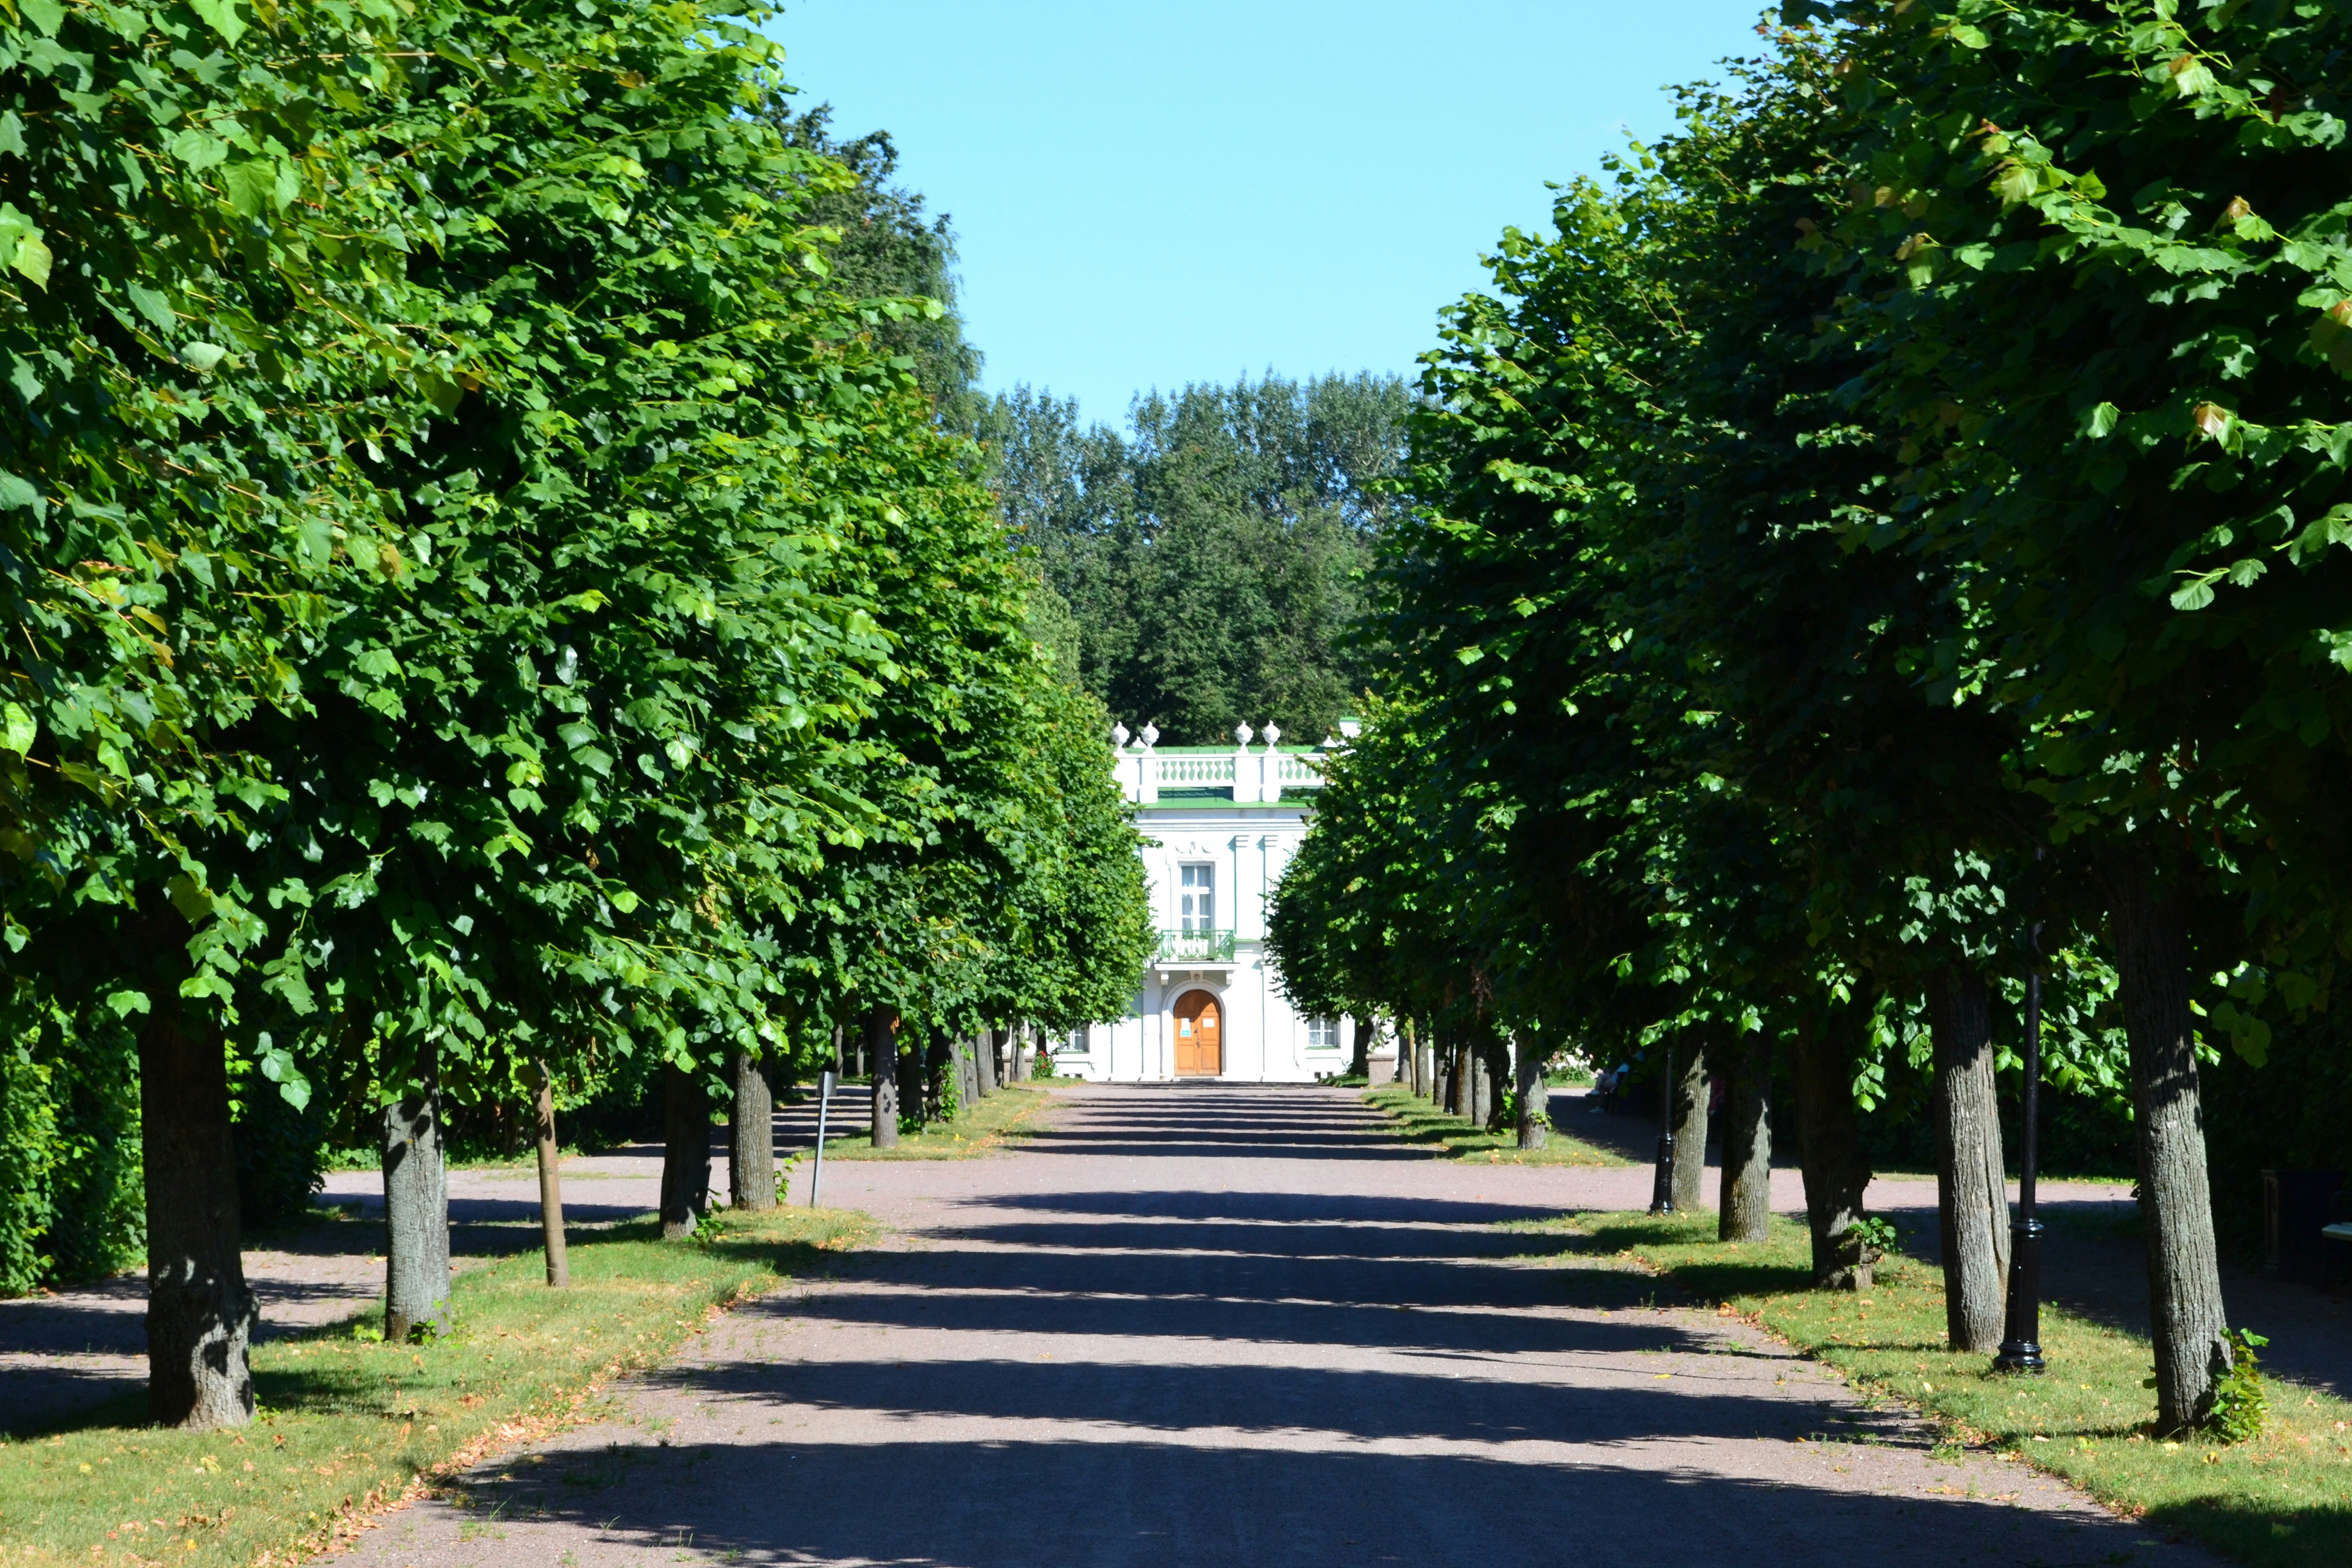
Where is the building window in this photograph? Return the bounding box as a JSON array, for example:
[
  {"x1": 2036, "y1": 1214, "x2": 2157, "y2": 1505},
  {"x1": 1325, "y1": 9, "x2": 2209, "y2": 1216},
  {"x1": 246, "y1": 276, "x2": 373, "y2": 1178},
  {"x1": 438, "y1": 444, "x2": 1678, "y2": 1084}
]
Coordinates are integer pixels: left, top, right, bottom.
[
  {"x1": 1180, "y1": 863, "x2": 1216, "y2": 933},
  {"x1": 1306, "y1": 1017, "x2": 1340, "y2": 1051}
]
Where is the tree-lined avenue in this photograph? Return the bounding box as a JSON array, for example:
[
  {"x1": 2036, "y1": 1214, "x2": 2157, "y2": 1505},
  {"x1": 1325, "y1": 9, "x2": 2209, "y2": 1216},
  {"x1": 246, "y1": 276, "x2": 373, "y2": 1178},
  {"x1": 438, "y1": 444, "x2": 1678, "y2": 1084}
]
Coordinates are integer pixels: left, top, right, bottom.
[{"x1": 337, "y1": 1086, "x2": 2207, "y2": 1568}]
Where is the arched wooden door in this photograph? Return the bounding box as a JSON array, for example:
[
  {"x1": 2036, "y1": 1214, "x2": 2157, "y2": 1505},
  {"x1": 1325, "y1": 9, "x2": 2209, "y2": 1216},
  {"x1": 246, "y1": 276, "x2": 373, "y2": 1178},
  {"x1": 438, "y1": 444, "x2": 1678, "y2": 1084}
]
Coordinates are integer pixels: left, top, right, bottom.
[{"x1": 1172, "y1": 990, "x2": 1222, "y2": 1077}]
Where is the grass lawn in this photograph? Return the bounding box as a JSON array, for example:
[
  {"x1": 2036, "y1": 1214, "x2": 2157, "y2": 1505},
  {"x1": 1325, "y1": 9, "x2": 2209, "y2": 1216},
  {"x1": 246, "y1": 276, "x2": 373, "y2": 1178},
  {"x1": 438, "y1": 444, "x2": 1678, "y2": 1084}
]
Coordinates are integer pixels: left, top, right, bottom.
[
  {"x1": 1363, "y1": 1085, "x2": 1630, "y2": 1167},
  {"x1": 817, "y1": 1080, "x2": 1058, "y2": 1160},
  {"x1": 0, "y1": 1204, "x2": 870, "y2": 1568},
  {"x1": 1523, "y1": 1209, "x2": 2352, "y2": 1568}
]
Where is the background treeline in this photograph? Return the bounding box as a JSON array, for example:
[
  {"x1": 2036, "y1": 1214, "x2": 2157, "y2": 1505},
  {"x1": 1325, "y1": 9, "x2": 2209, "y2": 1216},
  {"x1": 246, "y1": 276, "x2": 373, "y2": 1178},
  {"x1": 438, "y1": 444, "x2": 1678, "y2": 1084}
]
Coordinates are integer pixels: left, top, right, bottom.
[
  {"x1": 1272, "y1": 0, "x2": 2352, "y2": 1437},
  {"x1": 984, "y1": 373, "x2": 1408, "y2": 745},
  {"x1": 0, "y1": 0, "x2": 1148, "y2": 1429}
]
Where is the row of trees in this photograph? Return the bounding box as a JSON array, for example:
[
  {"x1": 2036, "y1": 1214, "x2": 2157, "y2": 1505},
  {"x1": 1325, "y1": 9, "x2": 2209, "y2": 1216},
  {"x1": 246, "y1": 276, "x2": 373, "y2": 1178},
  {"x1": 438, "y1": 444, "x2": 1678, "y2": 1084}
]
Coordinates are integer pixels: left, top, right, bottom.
[
  {"x1": 1272, "y1": 0, "x2": 2352, "y2": 1434},
  {"x1": 0, "y1": 0, "x2": 1147, "y2": 1428}
]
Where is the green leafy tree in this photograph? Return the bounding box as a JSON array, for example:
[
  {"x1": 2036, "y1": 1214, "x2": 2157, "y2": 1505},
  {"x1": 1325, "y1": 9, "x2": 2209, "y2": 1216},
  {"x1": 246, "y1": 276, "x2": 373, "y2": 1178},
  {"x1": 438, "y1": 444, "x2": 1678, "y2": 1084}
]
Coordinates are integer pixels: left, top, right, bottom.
[
  {"x1": 983, "y1": 374, "x2": 1410, "y2": 743},
  {"x1": 0, "y1": 0, "x2": 480, "y2": 1427},
  {"x1": 767, "y1": 102, "x2": 984, "y2": 425}
]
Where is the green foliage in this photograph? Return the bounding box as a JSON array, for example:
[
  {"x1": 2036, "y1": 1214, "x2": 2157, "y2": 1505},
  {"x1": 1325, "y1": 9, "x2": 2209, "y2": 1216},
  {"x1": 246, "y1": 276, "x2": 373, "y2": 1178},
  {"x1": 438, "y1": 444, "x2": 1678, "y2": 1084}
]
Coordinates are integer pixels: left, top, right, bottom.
[
  {"x1": 0, "y1": 0, "x2": 1150, "y2": 1287},
  {"x1": 0, "y1": 1008, "x2": 142, "y2": 1294},
  {"x1": 2208, "y1": 1329, "x2": 2271, "y2": 1446},
  {"x1": 769, "y1": 103, "x2": 985, "y2": 424},
  {"x1": 986, "y1": 374, "x2": 1410, "y2": 744}
]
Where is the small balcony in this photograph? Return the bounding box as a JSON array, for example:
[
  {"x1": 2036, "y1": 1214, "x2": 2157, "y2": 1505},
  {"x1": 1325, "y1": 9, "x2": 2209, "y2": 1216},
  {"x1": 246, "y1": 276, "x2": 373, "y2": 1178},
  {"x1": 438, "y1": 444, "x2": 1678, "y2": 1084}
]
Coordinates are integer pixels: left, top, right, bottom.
[{"x1": 1157, "y1": 928, "x2": 1237, "y2": 964}]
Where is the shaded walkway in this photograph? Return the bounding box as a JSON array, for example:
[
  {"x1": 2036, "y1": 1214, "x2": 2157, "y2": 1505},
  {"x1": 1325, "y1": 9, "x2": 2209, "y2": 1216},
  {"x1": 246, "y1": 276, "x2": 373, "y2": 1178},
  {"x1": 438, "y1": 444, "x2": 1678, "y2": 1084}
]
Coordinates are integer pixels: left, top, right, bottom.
[{"x1": 342, "y1": 1084, "x2": 2214, "y2": 1568}]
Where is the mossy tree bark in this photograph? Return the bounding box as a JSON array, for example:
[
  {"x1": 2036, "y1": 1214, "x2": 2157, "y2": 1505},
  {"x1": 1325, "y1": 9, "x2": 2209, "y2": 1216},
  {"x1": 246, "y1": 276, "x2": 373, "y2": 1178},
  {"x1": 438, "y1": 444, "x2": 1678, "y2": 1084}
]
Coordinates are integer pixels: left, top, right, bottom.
[
  {"x1": 659, "y1": 1063, "x2": 710, "y2": 1239},
  {"x1": 383, "y1": 1042, "x2": 453, "y2": 1342},
  {"x1": 1718, "y1": 1031, "x2": 1773, "y2": 1244},
  {"x1": 139, "y1": 982, "x2": 256, "y2": 1429},
  {"x1": 533, "y1": 1059, "x2": 569, "y2": 1287},
  {"x1": 728, "y1": 1048, "x2": 776, "y2": 1212},
  {"x1": 1929, "y1": 964, "x2": 2011, "y2": 1351},
  {"x1": 867, "y1": 1006, "x2": 900, "y2": 1147},
  {"x1": 1671, "y1": 1038, "x2": 1710, "y2": 1212},
  {"x1": 1793, "y1": 1004, "x2": 1873, "y2": 1290},
  {"x1": 2101, "y1": 851, "x2": 2230, "y2": 1431}
]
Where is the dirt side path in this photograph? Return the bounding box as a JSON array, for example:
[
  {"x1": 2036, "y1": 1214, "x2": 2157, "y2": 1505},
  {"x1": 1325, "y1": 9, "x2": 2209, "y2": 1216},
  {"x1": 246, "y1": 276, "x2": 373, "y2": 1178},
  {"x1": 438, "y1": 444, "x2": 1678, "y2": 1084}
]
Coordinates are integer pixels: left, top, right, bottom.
[{"x1": 339, "y1": 1084, "x2": 2218, "y2": 1568}]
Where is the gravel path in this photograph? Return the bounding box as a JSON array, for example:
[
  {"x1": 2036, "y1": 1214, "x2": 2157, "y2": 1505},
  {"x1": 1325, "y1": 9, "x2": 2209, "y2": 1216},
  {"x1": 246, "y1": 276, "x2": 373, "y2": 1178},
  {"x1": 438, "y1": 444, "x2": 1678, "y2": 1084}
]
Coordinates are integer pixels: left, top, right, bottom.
[{"x1": 339, "y1": 1084, "x2": 2216, "y2": 1568}]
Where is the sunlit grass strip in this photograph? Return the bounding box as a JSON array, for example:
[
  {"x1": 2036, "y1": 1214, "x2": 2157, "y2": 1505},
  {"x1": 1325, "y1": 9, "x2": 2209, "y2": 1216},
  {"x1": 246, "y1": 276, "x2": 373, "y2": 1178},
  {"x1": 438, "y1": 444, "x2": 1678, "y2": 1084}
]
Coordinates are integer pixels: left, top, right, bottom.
[
  {"x1": 1540, "y1": 1210, "x2": 2352, "y2": 1568},
  {"x1": 0, "y1": 1206, "x2": 871, "y2": 1568},
  {"x1": 820, "y1": 1080, "x2": 1058, "y2": 1160},
  {"x1": 1362, "y1": 1084, "x2": 1629, "y2": 1167}
]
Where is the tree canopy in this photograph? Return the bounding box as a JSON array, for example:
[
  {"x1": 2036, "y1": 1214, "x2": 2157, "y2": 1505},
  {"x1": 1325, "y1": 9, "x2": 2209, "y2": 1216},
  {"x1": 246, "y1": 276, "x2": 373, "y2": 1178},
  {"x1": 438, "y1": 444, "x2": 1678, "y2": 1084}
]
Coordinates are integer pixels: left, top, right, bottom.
[{"x1": 984, "y1": 372, "x2": 1410, "y2": 744}]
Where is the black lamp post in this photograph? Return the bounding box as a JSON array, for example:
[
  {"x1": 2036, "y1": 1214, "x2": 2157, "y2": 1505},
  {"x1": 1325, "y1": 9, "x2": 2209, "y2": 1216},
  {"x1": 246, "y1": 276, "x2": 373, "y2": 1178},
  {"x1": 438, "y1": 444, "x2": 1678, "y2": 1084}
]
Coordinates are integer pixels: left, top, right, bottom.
[
  {"x1": 1649, "y1": 1035, "x2": 1677, "y2": 1215},
  {"x1": 1994, "y1": 922, "x2": 2046, "y2": 1374}
]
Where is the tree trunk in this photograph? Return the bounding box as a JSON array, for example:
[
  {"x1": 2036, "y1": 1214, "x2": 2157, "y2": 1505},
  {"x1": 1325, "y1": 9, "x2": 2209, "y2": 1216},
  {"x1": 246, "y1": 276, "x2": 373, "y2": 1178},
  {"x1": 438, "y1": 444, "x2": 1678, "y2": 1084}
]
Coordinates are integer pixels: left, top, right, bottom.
[
  {"x1": 1349, "y1": 1015, "x2": 1371, "y2": 1079},
  {"x1": 1718, "y1": 1031, "x2": 1773, "y2": 1244},
  {"x1": 383, "y1": 1043, "x2": 452, "y2": 1341},
  {"x1": 1395, "y1": 1018, "x2": 1415, "y2": 1089},
  {"x1": 1452, "y1": 1033, "x2": 1473, "y2": 1119},
  {"x1": 977, "y1": 1025, "x2": 999, "y2": 1099},
  {"x1": 1469, "y1": 1038, "x2": 1492, "y2": 1126},
  {"x1": 1515, "y1": 1034, "x2": 1548, "y2": 1149},
  {"x1": 728, "y1": 1048, "x2": 776, "y2": 1212},
  {"x1": 922, "y1": 1030, "x2": 949, "y2": 1122},
  {"x1": 140, "y1": 998, "x2": 256, "y2": 1429},
  {"x1": 1672, "y1": 1038, "x2": 1710, "y2": 1212},
  {"x1": 868, "y1": 1006, "x2": 900, "y2": 1147},
  {"x1": 660, "y1": 1063, "x2": 710, "y2": 1239},
  {"x1": 2101, "y1": 850, "x2": 2230, "y2": 1432},
  {"x1": 1929, "y1": 964, "x2": 2011, "y2": 1352},
  {"x1": 1792, "y1": 1007, "x2": 1873, "y2": 1290},
  {"x1": 533, "y1": 1060, "x2": 569, "y2": 1288},
  {"x1": 1482, "y1": 1035, "x2": 1506, "y2": 1129}
]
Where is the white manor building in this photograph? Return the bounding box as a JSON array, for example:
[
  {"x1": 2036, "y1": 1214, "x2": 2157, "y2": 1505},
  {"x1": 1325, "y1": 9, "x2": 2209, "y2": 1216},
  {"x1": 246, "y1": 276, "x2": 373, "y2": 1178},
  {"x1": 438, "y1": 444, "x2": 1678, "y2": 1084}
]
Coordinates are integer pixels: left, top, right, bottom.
[{"x1": 1048, "y1": 720, "x2": 1378, "y2": 1083}]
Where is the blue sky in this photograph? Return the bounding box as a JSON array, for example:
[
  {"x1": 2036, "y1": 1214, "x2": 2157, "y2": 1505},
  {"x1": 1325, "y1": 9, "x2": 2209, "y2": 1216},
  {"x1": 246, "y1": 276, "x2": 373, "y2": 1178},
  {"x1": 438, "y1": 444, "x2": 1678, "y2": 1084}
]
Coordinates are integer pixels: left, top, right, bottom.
[{"x1": 768, "y1": 2, "x2": 1774, "y2": 425}]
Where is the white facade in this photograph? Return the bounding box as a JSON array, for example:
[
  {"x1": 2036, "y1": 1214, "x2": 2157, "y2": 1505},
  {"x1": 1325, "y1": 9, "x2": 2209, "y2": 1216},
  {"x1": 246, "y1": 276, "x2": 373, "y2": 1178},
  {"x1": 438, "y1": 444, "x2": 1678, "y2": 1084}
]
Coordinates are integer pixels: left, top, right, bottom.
[{"x1": 1049, "y1": 721, "x2": 1373, "y2": 1083}]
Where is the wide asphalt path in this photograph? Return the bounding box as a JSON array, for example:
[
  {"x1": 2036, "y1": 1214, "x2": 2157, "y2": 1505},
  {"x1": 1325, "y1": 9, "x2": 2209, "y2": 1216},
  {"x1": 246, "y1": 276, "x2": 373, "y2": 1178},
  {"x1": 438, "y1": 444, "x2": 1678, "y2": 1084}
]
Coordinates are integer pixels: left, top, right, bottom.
[{"x1": 346, "y1": 1084, "x2": 2215, "y2": 1568}]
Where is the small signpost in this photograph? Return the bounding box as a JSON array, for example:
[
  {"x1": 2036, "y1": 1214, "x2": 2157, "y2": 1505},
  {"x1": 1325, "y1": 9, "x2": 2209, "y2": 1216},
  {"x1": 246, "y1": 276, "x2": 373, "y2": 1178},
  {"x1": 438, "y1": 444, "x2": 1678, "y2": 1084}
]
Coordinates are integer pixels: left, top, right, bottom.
[{"x1": 811, "y1": 1069, "x2": 837, "y2": 1209}]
